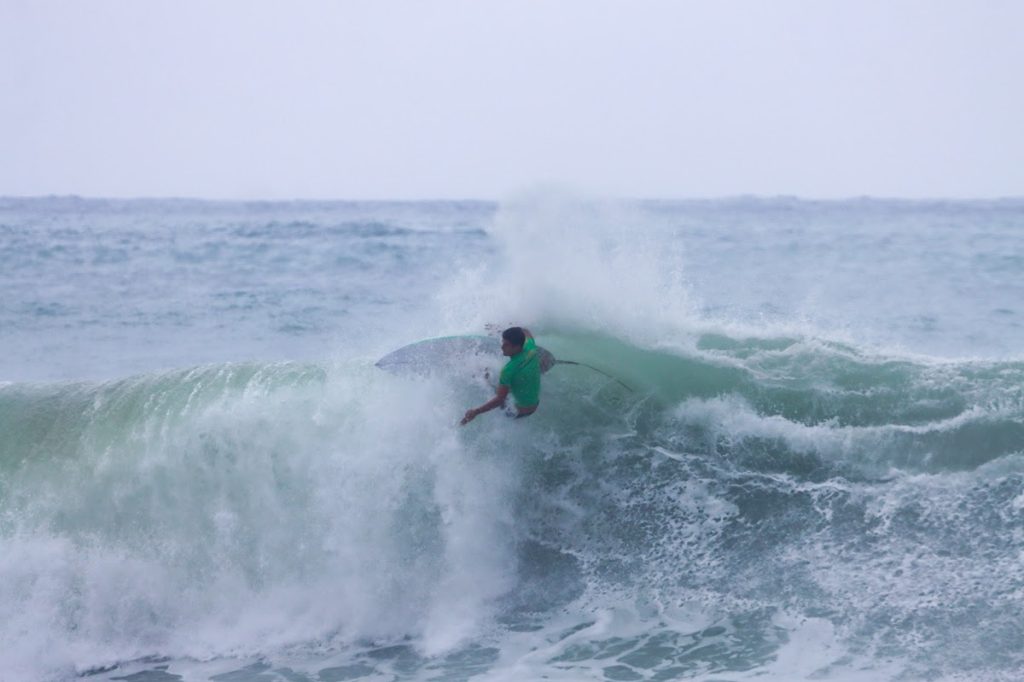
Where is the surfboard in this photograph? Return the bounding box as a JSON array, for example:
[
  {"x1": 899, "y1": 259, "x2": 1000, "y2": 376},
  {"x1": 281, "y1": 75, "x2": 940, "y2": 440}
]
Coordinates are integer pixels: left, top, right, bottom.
[
  {"x1": 376, "y1": 335, "x2": 630, "y2": 390},
  {"x1": 375, "y1": 335, "x2": 556, "y2": 377}
]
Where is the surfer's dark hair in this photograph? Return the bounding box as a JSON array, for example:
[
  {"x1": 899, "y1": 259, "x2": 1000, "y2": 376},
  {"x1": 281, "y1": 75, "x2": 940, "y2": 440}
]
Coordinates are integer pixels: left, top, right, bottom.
[{"x1": 502, "y1": 327, "x2": 527, "y2": 348}]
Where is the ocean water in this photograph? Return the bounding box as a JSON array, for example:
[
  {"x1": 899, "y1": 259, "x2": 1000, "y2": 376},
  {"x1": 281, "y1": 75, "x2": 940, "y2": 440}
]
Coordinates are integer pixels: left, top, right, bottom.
[{"x1": 1, "y1": 193, "x2": 1023, "y2": 682}]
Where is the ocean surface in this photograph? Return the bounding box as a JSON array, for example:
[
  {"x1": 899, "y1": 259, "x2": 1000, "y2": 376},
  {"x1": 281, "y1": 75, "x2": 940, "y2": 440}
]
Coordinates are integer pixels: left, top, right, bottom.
[{"x1": 2, "y1": 193, "x2": 1023, "y2": 682}]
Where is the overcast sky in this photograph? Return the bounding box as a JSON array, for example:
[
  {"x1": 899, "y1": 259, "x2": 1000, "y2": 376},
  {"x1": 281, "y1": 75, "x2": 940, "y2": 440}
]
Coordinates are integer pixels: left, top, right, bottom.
[{"x1": 2, "y1": 1, "x2": 1021, "y2": 200}]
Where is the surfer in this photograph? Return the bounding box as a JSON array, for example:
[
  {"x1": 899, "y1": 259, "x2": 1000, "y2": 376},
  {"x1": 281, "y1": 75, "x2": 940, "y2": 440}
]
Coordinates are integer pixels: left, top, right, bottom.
[{"x1": 461, "y1": 326, "x2": 540, "y2": 425}]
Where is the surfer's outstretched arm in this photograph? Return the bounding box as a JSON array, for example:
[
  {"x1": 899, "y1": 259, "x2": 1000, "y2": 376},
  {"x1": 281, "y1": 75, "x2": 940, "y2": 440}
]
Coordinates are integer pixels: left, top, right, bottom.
[{"x1": 462, "y1": 385, "x2": 509, "y2": 425}]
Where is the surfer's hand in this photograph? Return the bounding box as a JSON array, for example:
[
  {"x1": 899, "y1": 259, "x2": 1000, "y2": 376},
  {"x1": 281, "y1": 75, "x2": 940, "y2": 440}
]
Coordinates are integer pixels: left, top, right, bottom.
[{"x1": 460, "y1": 409, "x2": 478, "y2": 425}]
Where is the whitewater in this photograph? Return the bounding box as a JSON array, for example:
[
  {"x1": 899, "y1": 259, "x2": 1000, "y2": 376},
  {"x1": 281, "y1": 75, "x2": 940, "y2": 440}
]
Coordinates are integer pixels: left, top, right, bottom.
[{"x1": 1, "y1": 193, "x2": 1023, "y2": 682}]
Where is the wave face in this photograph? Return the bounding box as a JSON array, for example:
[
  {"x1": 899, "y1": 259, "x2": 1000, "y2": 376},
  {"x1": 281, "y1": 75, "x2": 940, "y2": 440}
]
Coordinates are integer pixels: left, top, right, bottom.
[{"x1": 2, "y1": 195, "x2": 1024, "y2": 681}]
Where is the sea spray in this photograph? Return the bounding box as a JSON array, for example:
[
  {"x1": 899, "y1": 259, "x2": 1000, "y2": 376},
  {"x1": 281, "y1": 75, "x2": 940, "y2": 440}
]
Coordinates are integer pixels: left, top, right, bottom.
[{"x1": 435, "y1": 189, "x2": 696, "y2": 348}]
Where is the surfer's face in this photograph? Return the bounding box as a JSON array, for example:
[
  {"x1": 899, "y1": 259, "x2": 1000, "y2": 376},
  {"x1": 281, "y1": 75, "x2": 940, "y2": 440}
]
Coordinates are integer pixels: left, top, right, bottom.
[{"x1": 501, "y1": 338, "x2": 522, "y2": 356}]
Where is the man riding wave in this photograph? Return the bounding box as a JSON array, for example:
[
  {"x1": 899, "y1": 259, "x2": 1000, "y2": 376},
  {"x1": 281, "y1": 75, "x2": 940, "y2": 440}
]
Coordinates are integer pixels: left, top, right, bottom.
[{"x1": 461, "y1": 326, "x2": 540, "y2": 424}]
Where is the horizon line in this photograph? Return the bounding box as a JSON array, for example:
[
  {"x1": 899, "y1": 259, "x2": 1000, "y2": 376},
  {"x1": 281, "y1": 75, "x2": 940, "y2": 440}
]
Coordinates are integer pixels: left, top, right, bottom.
[{"x1": 3, "y1": 192, "x2": 1023, "y2": 205}]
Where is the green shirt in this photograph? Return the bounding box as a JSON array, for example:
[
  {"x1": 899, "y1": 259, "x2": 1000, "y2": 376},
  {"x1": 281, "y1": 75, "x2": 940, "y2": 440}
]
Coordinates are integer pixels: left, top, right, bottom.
[{"x1": 499, "y1": 337, "x2": 541, "y2": 408}]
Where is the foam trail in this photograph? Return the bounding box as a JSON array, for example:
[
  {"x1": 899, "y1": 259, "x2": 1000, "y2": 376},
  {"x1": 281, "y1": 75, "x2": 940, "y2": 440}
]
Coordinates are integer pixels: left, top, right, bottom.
[{"x1": 0, "y1": 363, "x2": 532, "y2": 677}]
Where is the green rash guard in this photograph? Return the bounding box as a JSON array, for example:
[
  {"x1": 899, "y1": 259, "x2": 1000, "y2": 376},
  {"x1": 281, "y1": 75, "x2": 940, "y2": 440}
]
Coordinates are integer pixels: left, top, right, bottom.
[{"x1": 499, "y1": 337, "x2": 541, "y2": 408}]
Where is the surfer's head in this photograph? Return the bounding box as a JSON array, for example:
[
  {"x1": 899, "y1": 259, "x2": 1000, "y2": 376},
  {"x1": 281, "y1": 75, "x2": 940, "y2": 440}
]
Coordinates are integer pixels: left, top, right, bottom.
[{"x1": 501, "y1": 327, "x2": 526, "y2": 356}]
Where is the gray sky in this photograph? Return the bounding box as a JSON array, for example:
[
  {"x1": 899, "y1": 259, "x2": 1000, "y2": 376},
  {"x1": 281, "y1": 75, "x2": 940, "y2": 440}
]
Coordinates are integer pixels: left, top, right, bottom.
[{"x1": 2, "y1": 0, "x2": 1022, "y2": 200}]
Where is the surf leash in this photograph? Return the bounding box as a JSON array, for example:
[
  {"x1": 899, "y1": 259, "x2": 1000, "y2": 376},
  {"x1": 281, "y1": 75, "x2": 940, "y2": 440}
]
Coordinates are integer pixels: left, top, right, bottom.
[{"x1": 554, "y1": 360, "x2": 633, "y2": 392}]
